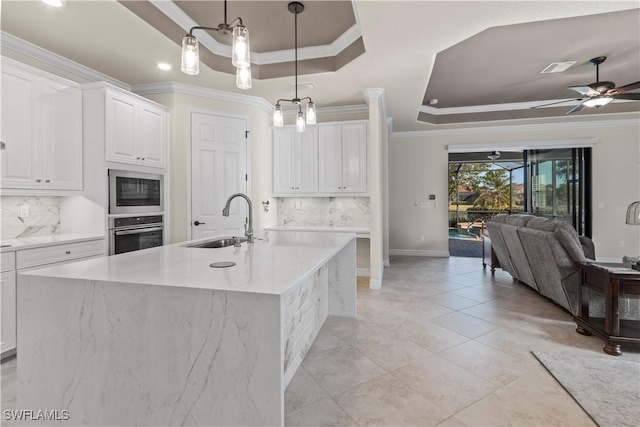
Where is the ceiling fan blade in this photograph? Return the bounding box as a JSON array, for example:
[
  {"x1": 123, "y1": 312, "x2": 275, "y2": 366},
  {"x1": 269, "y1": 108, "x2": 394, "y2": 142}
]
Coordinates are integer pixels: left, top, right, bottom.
[
  {"x1": 530, "y1": 98, "x2": 581, "y2": 109},
  {"x1": 607, "y1": 81, "x2": 640, "y2": 95},
  {"x1": 566, "y1": 103, "x2": 585, "y2": 114},
  {"x1": 613, "y1": 93, "x2": 640, "y2": 101},
  {"x1": 568, "y1": 85, "x2": 600, "y2": 96}
]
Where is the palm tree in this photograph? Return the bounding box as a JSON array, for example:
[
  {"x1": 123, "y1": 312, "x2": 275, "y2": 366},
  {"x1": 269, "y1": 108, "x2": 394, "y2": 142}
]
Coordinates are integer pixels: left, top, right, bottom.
[{"x1": 473, "y1": 170, "x2": 511, "y2": 211}]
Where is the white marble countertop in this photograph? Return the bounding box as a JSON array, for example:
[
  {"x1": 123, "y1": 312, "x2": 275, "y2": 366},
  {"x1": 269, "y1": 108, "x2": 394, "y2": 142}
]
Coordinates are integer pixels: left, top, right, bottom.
[
  {"x1": 1, "y1": 233, "x2": 105, "y2": 252},
  {"x1": 21, "y1": 230, "x2": 355, "y2": 296},
  {"x1": 265, "y1": 225, "x2": 370, "y2": 238}
]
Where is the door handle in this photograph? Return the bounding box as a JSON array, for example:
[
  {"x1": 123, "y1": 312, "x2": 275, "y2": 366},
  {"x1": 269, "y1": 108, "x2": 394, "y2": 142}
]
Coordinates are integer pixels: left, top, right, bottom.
[{"x1": 194, "y1": 220, "x2": 205, "y2": 226}]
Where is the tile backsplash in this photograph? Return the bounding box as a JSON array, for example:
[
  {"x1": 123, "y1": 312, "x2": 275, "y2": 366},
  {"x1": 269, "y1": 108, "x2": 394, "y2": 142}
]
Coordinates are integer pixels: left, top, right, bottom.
[
  {"x1": 277, "y1": 197, "x2": 370, "y2": 227},
  {"x1": 1, "y1": 196, "x2": 60, "y2": 239}
]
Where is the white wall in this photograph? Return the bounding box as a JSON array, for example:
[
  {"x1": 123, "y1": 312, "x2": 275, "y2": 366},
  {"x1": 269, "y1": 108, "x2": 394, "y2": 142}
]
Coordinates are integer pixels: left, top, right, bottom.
[
  {"x1": 389, "y1": 120, "x2": 640, "y2": 259},
  {"x1": 143, "y1": 92, "x2": 275, "y2": 244}
]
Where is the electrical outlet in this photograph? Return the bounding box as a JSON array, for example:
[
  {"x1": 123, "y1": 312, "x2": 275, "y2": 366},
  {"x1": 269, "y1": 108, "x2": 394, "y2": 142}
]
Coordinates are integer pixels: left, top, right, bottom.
[
  {"x1": 295, "y1": 201, "x2": 301, "y2": 210},
  {"x1": 420, "y1": 235, "x2": 425, "y2": 242},
  {"x1": 20, "y1": 205, "x2": 29, "y2": 218},
  {"x1": 619, "y1": 240, "x2": 625, "y2": 248},
  {"x1": 336, "y1": 202, "x2": 342, "y2": 210}
]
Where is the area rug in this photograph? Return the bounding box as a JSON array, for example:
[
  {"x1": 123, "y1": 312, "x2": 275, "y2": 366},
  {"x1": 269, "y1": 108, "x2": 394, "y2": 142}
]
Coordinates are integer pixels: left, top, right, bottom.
[{"x1": 532, "y1": 351, "x2": 640, "y2": 427}]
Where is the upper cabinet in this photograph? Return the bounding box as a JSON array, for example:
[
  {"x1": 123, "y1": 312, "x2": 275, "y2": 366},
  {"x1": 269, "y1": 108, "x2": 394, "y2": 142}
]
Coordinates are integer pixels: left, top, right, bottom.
[
  {"x1": 1, "y1": 60, "x2": 82, "y2": 191},
  {"x1": 104, "y1": 89, "x2": 167, "y2": 168},
  {"x1": 273, "y1": 127, "x2": 318, "y2": 194},
  {"x1": 272, "y1": 121, "x2": 368, "y2": 197},
  {"x1": 319, "y1": 122, "x2": 368, "y2": 194}
]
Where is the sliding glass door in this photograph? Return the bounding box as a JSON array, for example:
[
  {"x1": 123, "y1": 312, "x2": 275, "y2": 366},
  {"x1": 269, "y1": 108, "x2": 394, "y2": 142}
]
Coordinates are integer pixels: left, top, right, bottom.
[{"x1": 525, "y1": 148, "x2": 592, "y2": 236}]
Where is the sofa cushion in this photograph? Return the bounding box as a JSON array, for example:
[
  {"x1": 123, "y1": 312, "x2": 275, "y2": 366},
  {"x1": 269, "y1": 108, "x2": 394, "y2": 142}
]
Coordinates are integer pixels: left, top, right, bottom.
[
  {"x1": 550, "y1": 219, "x2": 580, "y2": 243},
  {"x1": 491, "y1": 214, "x2": 508, "y2": 223},
  {"x1": 505, "y1": 214, "x2": 536, "y2": 227},
  {"x1": 526, "y1": 217, "x2": 557, "y2": 232},
  {"x1": 554, "y1": 228, "x2": 586, "y2": 263}
]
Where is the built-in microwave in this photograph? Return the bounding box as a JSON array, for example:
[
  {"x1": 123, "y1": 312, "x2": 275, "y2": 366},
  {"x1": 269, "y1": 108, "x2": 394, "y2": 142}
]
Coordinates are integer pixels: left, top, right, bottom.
[{"x1": 108, "y1": 169, "x2": 164, "y2": 215}]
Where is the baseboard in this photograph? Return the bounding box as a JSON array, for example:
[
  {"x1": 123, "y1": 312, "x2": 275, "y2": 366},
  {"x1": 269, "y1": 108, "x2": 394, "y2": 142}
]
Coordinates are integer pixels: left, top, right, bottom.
[
  {"x1": 357, "y1": 268, "x2": 371, "y2": 277},
  {"x1": 383, "y1": 258, "x2": 391, "y2": 267},
  {"x1": 595, "y1": 257, "x2": 623, "y2": 263},
  {"x1": 390, "y1": 249, "x2": 450, "y2": 257},
  {"x1": 368, "y1": 278, "x2": 382, "y2": 289}
]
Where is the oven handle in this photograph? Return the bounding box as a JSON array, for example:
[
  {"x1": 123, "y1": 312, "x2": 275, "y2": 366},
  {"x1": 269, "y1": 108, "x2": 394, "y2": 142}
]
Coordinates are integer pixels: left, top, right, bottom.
[{"x1": 114, "y1": 226, "x2": 164, "y2": 236}]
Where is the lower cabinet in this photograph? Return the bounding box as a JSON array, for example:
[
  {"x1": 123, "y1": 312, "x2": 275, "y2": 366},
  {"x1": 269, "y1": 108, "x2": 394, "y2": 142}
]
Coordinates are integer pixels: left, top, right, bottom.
[{"x1": 0, "y1": 238, "x2": 105, "y2": 359}]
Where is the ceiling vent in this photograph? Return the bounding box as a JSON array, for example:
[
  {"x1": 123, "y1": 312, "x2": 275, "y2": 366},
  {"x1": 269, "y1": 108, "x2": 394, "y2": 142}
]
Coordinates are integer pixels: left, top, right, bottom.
[{"x1": 540, "y1": 61, "x2": 576, "y2": 74}]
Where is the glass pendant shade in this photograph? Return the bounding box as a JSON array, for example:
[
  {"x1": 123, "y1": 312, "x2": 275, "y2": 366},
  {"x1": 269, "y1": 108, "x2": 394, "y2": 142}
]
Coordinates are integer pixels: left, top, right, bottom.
[
  {"x1": 273, "y1": 105, "x2": 284, "y2": 127},
  {"x1": 232, "y1": 26, "x2": 251, "y2": 68},
  {"x1": 305, "y1": 102, "x2": 316, "y2": 124},
  {"x1": 236, "y1": 66, "x2": 252, "y2": 90},
  {"x1": 296, "y1": 111, "x2": 306, "y2": 133},
  {"x1": 181, "y1": 36, "x2": 200, "y2": 75},
  {"x1": 583, "y1": 96, "x2": 613, "y2": 108},
  {"x1": 626, "y1": 201, "x2": 640, "y2": 225}
]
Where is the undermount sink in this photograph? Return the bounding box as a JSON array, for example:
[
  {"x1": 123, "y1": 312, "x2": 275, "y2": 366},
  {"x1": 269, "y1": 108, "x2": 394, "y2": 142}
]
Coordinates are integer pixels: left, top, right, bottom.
[{"x1": 186, "y1": 237, "x2": 247, "y2": 249}]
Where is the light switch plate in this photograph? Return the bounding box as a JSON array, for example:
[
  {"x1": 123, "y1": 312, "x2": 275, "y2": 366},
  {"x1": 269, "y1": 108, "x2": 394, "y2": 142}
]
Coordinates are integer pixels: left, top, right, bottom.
[
  {"x1": 336, "y1": 202, "x2": 343, "y2": 209},
  {"x1": 295, "y1": 201, "x2": 301, "y2": 210},
  {"x1": 20, "y1": 205, "x2": 29, "y2": 218}
]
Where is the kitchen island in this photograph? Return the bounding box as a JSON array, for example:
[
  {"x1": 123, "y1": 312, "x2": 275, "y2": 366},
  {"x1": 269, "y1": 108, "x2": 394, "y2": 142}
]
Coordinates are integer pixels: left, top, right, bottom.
[{"x1": 17, "y1": 230, "x2": 356, "y2": 426}]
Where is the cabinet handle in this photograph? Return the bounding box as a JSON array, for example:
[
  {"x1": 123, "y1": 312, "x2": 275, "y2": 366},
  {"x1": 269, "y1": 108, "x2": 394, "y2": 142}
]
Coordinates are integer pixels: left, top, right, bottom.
[
  {"x1": 142, "y1": 157, "x2": 146, "y2": 161},
  {"x1": 291, "y1": 187, "x2": 295, "y2": 190},
  {"x1": 136, "y1": 157, "x2": 141, "y2": 160},
  {"x1": 65, "y1": 250, "x2": 71, "y2": 255},
  {"x1": 45, "y1": 179, "x2": 50, "y2": 183},
  {"x1": 296, "y1": 187, "x2": 300, "y2": 190},
  {"x1": 36, "y1": 179, "x2": 41, "y2": 183}
]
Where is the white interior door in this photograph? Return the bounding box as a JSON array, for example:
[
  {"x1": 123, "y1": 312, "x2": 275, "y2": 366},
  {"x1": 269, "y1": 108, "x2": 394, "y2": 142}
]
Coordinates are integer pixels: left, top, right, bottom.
[{"x1": 191, "y1": 112, "x2": 247, "y2": 240}]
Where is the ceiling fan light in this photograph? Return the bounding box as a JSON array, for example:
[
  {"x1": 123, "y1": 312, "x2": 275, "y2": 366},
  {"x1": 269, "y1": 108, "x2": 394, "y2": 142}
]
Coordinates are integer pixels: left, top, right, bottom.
[
  {"x1": 231, "y1": 26, "x2": 251, "y2": 68},
  {"x1": 296, "y1": 111, "x2": 306, "y2": 133},
  {"x1": 305, "y1": 102, "x2": 316, "y2": 124},
  {"x1": 236, "y1": 66, "x2": 252, "y2": 90},
  {"x1": 181, "y1": 35, "x2": 199, "y2": 75},
  {"x1": 273, "y1": 104, "x2": 284, "y2": 127},
  {"x1": 583, "y1": 96, "x2": 613, "y2": 108},
  {"x1": 487, "y1": 151, "x2": 500, "y2": 161}
]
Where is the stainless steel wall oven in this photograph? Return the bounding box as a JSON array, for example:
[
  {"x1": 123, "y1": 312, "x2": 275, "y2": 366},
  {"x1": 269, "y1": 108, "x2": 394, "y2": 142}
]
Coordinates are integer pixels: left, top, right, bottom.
[{"x1": 109, "y1": 215, "x2": 164, "y2": 255}]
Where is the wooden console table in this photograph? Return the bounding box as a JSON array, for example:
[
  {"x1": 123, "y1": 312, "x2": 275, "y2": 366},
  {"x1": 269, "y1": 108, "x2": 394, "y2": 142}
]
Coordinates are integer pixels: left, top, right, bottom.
[
  {"x1": 574, "y1": 262, "x2": 640, "y2": 356},
  {"x1": 482, "y1": 236, "x2": 500, "y2": 274}
]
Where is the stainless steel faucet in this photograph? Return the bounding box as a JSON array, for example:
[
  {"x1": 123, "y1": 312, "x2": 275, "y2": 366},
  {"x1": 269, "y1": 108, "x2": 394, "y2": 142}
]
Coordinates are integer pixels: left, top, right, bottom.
[{"x1": 222, "y1": 193, "x2": 254, "y2": 243}]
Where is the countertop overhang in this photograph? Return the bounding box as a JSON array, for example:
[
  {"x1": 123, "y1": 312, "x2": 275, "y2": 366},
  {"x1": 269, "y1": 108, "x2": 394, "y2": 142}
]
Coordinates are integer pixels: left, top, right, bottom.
[
  {"x1": 0, "y1": 233, "x2": 104, "y2": 252},
  {"x1": 20, "y1": 230, "x2": 356, "y2": 296}
]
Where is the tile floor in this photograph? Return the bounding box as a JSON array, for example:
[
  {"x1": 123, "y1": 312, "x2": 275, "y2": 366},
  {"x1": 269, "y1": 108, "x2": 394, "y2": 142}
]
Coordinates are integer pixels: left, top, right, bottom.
[{"x1": 2, "y1": 256, "x2": 639, "y2": 426}]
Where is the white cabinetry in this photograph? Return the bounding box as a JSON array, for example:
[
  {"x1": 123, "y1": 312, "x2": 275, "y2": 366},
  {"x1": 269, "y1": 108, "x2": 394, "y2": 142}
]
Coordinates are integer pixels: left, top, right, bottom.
[
  {"x1": 0, "y1": 237, "x2": 105, "y2": 359},
  {"x1": 1, "y1": 252, "x2": 16, "y2": 357},
  {"x1": 273, "y1": 127, "x2": 318, "y2": 194},
  {"x1": 103, "y1": 88, "x2": 167, "y2": 168},
  {"x1": 1, "y1": 59, "x2": 83, "y2": 191},
  {"x1": 318, "y1": 123, "x2": 367, "y2": 194}
]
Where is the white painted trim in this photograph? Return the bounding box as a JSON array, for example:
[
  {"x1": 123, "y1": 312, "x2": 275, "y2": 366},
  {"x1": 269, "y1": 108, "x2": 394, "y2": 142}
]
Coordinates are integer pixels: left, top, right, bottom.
[
  {"x1": 392, "y1": 117, "x2": 640, "y2": 138},
  {"x1": 447, "y1": 138, "x2": 597, "y2": 153},
  {"x1": 150, "y1": 1, "x2": 362, "y2": 65},
  {"x1": 390, "y1": 249, "x2": 450, "y2": 257},
  {"x1": 357, "y1": 268, "x2": 370, "y2": 277},
  {"x1": 281, "y1": 104, "x2": 369, "y2": 118},
  {"x1": 420, "y1": 98, "x2": 637, "y2": 116},
  {"x1": 596, "y1": 257, "x2": 624, "y2": 263},
  {"x1": 368, "y1": 278, "x2": 382, "y2": 290},
  {"x1": 1, "y1": 31, "x2": 130, "y2": 90},
  {"x1": 383, "y1": 258, "x2": 390, "y2": 267},
  {"x1": 363, "y1": 88, "x2": 387, "y2": 120}
]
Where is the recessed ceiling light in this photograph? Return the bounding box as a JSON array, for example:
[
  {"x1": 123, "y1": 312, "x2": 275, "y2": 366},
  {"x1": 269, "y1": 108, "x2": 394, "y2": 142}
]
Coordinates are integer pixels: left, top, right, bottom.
[
  {"x1": 41, "y1": 0, "x2": 65, "y2": 7},
  {"x1": 540, "y1": 61, "x2": 576, "y2": 74},
  {"x1": 157, "y1": 62, "x2": 172, "y2": 71},
  {"x1": 428, "y1": 98, "x2": 438, "y2": 105}
]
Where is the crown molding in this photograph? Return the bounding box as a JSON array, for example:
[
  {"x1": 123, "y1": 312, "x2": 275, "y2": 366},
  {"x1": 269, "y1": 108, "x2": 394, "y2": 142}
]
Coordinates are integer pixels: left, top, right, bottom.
[
  {"x1": 150, "y1": 0, "x2": 362, "y2": 66},
  {"x1": 280, "y1": 104, "x2": 368, "y2": 117},
  {"x1": 131, "y1": 82, "x2": 274, "y2": 113},
  {"x1": 392, "y1": 117, "x2": 640, "y2": 138},
  {"x1": 1, "y1": 31, "x2": 130, "y2": 90},
  {"x1": 363, "y1": 88, "x2": 387, "y2": 120}
]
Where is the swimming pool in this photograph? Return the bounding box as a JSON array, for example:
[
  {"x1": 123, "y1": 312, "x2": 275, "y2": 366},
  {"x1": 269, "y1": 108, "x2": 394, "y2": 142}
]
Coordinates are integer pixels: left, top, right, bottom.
[{"x1": 448, "y1": 230, "x2": 481, "y2": 240}]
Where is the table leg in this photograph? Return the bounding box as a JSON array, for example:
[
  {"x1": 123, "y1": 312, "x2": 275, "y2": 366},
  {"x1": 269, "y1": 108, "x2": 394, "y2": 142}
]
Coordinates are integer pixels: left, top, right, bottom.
[
  {"x1": 603, "y1": 341, "x2": 622, "y2": 356},
  {"x1": 605, "y1": 278, "x2": 621, "y2": 337}
]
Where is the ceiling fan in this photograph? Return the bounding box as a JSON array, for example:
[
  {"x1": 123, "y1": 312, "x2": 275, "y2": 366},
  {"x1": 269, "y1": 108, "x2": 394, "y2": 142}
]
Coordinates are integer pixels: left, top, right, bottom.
[{"x1": 533, "y1": 56, "x2": 640, "y2": 114}]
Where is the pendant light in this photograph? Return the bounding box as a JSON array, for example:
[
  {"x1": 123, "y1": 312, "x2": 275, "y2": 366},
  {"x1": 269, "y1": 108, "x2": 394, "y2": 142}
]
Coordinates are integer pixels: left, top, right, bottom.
[
  {"x1": 180, "y1": 0, "x2": 251, "y2": 89},
  {"x1": 273, "y1": 2, "x2": 317, "y2": 132}
]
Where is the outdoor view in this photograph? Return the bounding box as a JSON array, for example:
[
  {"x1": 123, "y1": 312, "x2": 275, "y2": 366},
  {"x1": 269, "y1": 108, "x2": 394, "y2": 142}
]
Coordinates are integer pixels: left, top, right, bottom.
[{"x1": 448, "y1": 161, "x2": 525, "y2": 255}]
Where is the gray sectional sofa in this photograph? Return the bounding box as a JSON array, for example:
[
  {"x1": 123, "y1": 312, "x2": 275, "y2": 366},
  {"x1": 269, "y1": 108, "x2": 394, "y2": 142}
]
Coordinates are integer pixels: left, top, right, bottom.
[{"x1": 487, "y1": 214, "x2": 639, "y2": 319}]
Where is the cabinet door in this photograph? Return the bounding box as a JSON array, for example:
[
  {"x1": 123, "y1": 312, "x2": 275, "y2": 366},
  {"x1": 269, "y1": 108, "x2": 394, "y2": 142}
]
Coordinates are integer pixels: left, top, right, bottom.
[
  {"x1": 273, "y1": 128, "x2": 297, "y2": 194},
  {"x1": 105, "y1": 91, "x2": 138, "y2": 165},
  {"x1": 341, "y1": 124, "x2": 367, "y2": 193},
  {"x1": 297, "y1": 129, "x2": 318, "y2": 193},
  {"x1": 0, "y1": 271, "x2": 17, "y2": 355},
  {"x1": 139, "y1": 104, "x2": 166, "y2": 168},
  {"x1": 41, "y1": 80, "x2": 83, "y2": 190},
  {"x1": 318, "y1": 125, "x2": 343, "y2": 193},
  {"x1": 0, "y1": 67, "x2": 41, "y2": 189}
]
